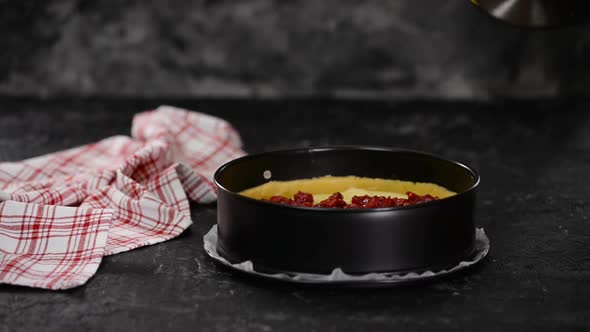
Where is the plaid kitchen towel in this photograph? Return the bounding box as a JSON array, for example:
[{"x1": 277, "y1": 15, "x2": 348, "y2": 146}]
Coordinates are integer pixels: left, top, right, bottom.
[{"x1": 0, "y1": 106, "x2": 244, "y2": 289}]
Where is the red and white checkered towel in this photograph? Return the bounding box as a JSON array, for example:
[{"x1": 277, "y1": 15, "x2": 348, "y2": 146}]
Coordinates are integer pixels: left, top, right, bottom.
[{"x1": 0, "y1": 106, "x2": 244, "y2": 289}]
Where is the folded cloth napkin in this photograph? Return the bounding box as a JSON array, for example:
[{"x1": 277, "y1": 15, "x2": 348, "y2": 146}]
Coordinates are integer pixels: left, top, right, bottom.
[{"x1": 0, "y1": 106, "x2": 244, "y2": 289}]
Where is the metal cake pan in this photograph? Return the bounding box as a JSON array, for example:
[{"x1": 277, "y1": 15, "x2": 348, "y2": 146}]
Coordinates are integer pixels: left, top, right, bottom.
[{"x1": 214, "y1": 146, "x2": 480, "y2": 275}]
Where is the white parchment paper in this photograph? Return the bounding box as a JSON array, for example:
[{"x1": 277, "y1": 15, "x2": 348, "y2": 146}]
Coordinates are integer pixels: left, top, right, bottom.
[{"x1": 203, "y1": 225, "x2": 490, "y2": 284}]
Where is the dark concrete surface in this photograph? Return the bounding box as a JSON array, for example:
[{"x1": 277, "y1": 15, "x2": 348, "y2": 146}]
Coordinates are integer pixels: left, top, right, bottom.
[
  {"x1": 0, "y1": 98, "x2": 589, "y2": 331},
  {"x1": 2, "y1": 1, "x2": 590, "y2": 99}
]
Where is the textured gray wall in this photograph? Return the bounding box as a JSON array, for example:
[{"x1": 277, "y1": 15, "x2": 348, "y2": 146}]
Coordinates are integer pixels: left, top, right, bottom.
[{"x1": 1, "y1": 0, "x2": 590, "y2": 99}]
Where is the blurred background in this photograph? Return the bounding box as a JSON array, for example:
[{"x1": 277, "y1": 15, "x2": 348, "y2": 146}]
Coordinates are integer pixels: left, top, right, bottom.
[{"x1": 1, "y1": 0, "x2": 590, "y2": 100}]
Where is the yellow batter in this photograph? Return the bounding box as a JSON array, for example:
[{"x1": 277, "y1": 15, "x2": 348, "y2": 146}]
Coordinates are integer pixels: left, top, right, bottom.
[{"x1": 240, "y1": 175, "x2": 456, "y2": 204}]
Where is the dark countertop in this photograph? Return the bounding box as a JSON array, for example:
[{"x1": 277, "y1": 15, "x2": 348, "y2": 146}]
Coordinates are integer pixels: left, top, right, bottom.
[{"x1": 0, "y1": 98, "x2": 589, "y2": 331}]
